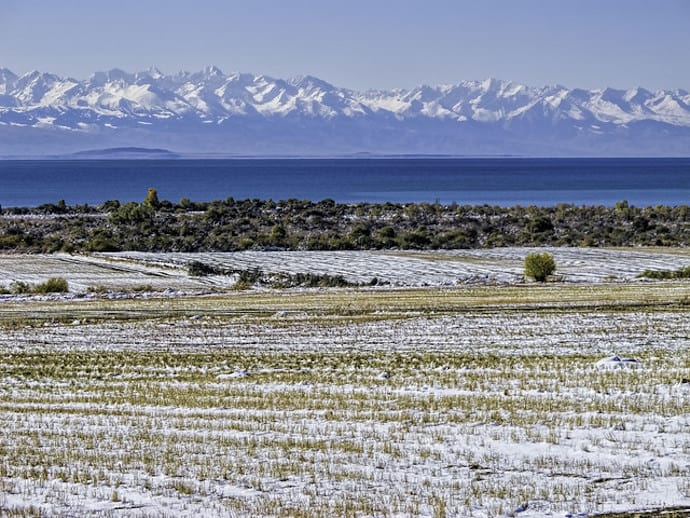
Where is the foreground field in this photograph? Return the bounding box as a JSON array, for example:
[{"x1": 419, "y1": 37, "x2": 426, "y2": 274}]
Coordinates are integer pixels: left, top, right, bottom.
[{"x1": 1, "y1": 274, "x2": 690, "y2": 517}]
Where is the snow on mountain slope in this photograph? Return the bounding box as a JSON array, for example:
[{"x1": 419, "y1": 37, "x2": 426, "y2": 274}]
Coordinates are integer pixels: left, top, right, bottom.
[{"x1": 1, "y1": 66, "x2": 689, "y2": 156}]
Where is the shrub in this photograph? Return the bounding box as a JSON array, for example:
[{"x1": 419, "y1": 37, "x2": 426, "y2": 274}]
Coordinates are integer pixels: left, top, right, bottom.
[
  {"x1": 526, "y1": 216, "x2": 554, "y2": 234},
  {"x1": 238, "y1": 268, "x2": 263, "y2": 285},
  {"x1": 131, "y1": 284, "x2": 154, "y2": 292},
  {"x1": 524, "y1": 252, "x2": 556, "y2": 282},
  {"x1": 33, "y1": 277, "x2": 69, "y2": 294},
  {"x1": 0, "y1": 235, "x2": 22, "y2": 249},
  {"x1": 269, "y1": 272, "x2": 356, "y2": 288},
  {"x1": 109, "y1": 202, "x2": 154, "y2": 225},
  {"x1": 639, "y1": 266, "x2": 690, "y2": 279},
  {"x1": 86, "y1": 236, "x2": 119, "y2": 252},
  {"x1": 188, "y1": 260, "x2": 222, "y2": 276},
  {"x1": 232, "y1": 268, "x2": 264, "y2": 290},
  {"x1": 101, "y1": 199, "x2": 121, "y2": 212},
  {"x1": 10, "y1": 281, "x2": 32, "y2": 294}
]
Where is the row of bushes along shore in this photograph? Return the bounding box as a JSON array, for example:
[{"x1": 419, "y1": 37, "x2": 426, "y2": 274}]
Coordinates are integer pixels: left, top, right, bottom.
[{"x1": 1, "y1": 193, "x2": 688, "y2": 253}]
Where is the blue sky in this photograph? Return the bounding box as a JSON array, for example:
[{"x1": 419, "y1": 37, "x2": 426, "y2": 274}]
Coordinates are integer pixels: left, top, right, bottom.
[{"x1": 1, "y1": 0, "x2": 689, "y2": 91}]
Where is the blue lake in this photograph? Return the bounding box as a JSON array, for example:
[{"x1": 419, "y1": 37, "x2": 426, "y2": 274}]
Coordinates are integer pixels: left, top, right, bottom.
[{"x1": 0, "y1": 157, "x2": 689, "y2": 207}]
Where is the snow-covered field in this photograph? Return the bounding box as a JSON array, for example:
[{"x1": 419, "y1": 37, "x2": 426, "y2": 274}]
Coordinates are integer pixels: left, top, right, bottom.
[
  {"x1": 106, "y1": 247, "x2": 690, "y2": 286},
  {"x1": 1, "y1": 272, "x2": 689, "y2": 516},
  {"x1": 2, "y1": 248, "x2": 690, "y2": 296}
]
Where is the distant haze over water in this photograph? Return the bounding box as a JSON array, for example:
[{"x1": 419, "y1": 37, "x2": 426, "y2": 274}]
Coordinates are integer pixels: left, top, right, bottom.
[{"x1": 0, "y1": 158, "x2": 688, "y2": 208}]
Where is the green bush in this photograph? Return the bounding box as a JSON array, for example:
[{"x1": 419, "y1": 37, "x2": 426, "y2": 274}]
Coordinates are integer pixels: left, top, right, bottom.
[
  {"x1": 524, "y1": 252, "x2": 556, "y2": 282},
  {"x1": 33, "y1": 277, "x2": 69, "y2": 294}
]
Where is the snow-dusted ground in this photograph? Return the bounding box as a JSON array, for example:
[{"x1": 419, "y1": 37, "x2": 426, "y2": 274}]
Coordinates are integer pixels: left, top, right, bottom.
[
  {"x1": 101, "y1": 247, "x2": 690, "y2": 285},
  {"x1": 0, "y1": 253, "x2": 215, "y2": 294},
  {"x1": 2, "y1": 248, "x2": 689, "y2": 296},
  {"x1": 1, "y1": 292, "x2": 689, "y2": 516}
]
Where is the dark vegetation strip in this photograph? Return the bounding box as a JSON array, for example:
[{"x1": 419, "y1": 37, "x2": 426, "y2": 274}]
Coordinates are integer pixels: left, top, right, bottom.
[
  {"x1": 187, "y1": 261, "x2": 382, "y2": 288},
  {"x1": 1, "y1": 194, "x2": 689, "y2": 253}
]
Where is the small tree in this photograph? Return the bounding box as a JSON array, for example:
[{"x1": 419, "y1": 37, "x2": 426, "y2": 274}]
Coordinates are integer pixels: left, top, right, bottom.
[
  {"x1": 144, "y1": 188, "x2": 160, "y2": 209},
  {"x1": 524, "y1": 252, "x2": 556, "y2": 282}
]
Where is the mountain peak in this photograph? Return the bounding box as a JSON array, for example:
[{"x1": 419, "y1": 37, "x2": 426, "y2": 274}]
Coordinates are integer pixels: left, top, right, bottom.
[
  {"x1": 89, "y1": 68, "x2": 134, "y2": 85},
  {"x1": 18, "y1": 70, "x2": 43, "y2": 81},
  {"x1": 202, "y1": 65, "x2": 225, "y2": 77},
  {"x1": 0, "y1": 68, "x2": 18, "y2": 94},
  {"x1": 0, "y1": 67, "x2": 17, "y2": 80},
  {"x1": 288, "y1": 74, "x2": 335, "y2": 91},
  {"x1": 624, "y1": 87, "x2": 652, "y2": 103},
  {"x1": 0, "y1": 67, "x2": 689, "y2": 156},
  {"x1": 480, "y1": 77, "x2": 502, "y2": 91},
  {"x1": 136, "y1": 66, "x2": 165, "y2": 80}
]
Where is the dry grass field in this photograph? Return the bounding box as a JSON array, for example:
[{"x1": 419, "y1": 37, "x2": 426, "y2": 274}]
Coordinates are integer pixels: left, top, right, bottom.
[{"x1": 1, "y1": 250, "x2": 690, "y2": 517}]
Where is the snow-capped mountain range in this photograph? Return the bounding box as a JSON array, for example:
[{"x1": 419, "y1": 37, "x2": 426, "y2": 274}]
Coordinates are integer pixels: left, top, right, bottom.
[{"x1": 1, "y1": 66, "x2": 690, "y2": 156}]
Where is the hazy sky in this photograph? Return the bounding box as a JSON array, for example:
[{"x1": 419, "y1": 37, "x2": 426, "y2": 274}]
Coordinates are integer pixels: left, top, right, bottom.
[{"x1": 1, "y1": 0, "x2": 689, "y2": 91}]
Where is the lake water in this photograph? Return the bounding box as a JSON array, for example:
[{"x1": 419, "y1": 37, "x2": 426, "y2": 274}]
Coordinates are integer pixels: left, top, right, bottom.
[{"x1": 0, "y1": 157, "x2": 689, "y2": 208}]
